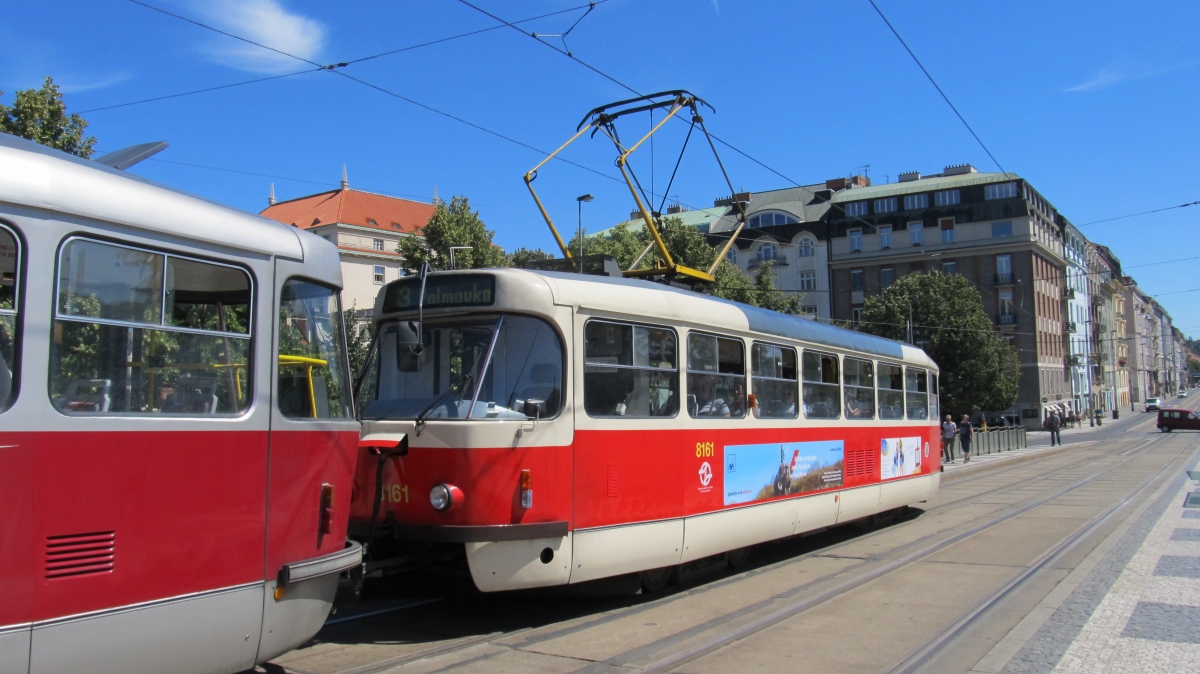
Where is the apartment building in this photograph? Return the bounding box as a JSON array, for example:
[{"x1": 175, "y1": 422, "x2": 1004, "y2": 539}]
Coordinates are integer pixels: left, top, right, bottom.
[
  {"x1": 259, "y1": 170, "x2": 434, "y2": 316},
  {"x1": 826, "y1": 164, "x2": 1070, "y2": 428}
]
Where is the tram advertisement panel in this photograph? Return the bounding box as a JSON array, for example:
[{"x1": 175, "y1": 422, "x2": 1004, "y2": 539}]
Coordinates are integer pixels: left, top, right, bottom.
[
  {"x1": 723, "y1": 440, "x2": 845, "y2": 506},
  {"x1": 880, "y1": 436, "x2": 923, "y2": 480}
]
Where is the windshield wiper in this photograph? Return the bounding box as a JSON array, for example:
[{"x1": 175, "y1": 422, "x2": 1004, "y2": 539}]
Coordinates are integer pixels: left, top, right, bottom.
[{"x1": 414, "y1": 358, "x2": 481, "y2": 435}]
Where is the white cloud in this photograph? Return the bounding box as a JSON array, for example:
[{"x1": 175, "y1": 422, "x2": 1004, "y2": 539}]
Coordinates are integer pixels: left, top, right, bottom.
[
  {"x1": 193, "y1": 0, "x2": 326, "y2": 74},
  {"x1": 57, "y1": 72, "x2": 133, "y2": 94},
  {"x1": 1066, "y1": 61, "x2": 1176, "y2": 93}
]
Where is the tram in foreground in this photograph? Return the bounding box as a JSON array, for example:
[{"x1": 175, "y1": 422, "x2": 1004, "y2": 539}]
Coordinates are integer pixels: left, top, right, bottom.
[
  {"x1": 351, "y1": 267, "x2": 941, "y2": 592},
  {"x1": 0, "y1": 134, "x2": 361, "y2": 674}
]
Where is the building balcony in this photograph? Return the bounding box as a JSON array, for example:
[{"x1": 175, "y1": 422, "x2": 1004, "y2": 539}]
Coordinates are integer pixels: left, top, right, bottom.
[
  {"x1": 997, "y1": 313, "x2": 1017, "y2": 326},
  {"x1": 1068, "y1": 321, "x2": 1077, "y2": 332},
  {"x1": 1064, "y1": 287, "x2": 1076, "y2": 299},
  {"x1": 995, "y1": 272, "x2": 1014, "y2": 285}
]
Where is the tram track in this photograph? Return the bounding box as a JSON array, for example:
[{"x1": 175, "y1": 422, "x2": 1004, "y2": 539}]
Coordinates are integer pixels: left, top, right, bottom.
[{"x1": 280, "y1": 425, "x2": 1186, "y2": 674}]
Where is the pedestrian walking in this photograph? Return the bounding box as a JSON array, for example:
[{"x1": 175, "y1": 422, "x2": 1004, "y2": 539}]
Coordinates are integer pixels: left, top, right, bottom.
[
  {"x1": 1048, "y1": 411, "x2": 1062, "y2": 446},
  {"x1": 941, "y1": 414, "x2": 957, "y2": 464},
  {"x1": 958, "y1": 414, "x2": 974, "y2": 463}
]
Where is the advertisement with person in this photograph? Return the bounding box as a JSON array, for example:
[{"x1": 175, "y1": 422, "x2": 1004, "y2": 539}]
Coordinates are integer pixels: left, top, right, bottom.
[
  {"x1": 881, "y1": 436, "x2": 922, "y2": 480},
  {"x1": 723, "y1": 440, "x2": 845, "y2": 506}
]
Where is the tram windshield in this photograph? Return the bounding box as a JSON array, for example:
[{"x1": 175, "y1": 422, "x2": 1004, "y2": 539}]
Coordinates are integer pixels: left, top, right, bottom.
[{"x1": 360, "y1": 314, "x2": 563, "y2": 421}]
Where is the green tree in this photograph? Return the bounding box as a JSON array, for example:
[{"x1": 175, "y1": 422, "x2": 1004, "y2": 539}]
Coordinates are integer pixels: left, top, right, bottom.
[
  {"x1": 398, "y1": 196, "x2": 507, "y2": 273},
  {"x1": 1, "y1": 76, "x2": 97, "y2": 158},
  {"x1": 506, "y1": 247, "x2": 555, "y2": 268},
  {"x1": 859, "y1": 271, "x2": 1019, "y2": 418}
]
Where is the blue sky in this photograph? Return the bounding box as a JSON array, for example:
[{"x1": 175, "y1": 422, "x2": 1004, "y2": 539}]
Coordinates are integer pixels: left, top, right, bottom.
[{"x1": 4, "y1": 0, "x2": 1198, "y2": 336}]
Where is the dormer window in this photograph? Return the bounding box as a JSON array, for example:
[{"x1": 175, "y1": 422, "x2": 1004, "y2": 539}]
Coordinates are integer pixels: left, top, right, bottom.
[
  {"x1": 845, "y1": 202, "x2": 868, "y2": 217},
  {"x1": 747, "y1": 210, "x2": 799, "y2": 228},
  {"x1": 798, "y1": 238, "x2": 815, "y2": 257}
]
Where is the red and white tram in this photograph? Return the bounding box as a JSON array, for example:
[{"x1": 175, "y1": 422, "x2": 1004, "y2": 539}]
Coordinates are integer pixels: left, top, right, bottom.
[
  {"x1": 351, "y1": 268, "x2": 940, "y2": 592},
  {"x1": 0, "y1": 134, "x2": 361, "y2": 674}
]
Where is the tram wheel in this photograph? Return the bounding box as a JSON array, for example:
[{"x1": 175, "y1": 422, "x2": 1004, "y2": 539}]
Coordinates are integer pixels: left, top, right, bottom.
[
  {"x1": 725, "y1": 547, "x2": 751, "y2": 569},
  {"x1": 639, "y1": 566, "x2": 676, "y2": 593},
  {"x1": 1160, "y1": 426, "x2": 1171, "y2": 433}
]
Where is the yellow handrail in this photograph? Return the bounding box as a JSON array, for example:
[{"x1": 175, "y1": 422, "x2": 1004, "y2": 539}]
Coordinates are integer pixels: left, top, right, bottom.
[{"x1": 279, "y1": 354, "x2": 329, "y2": 418}]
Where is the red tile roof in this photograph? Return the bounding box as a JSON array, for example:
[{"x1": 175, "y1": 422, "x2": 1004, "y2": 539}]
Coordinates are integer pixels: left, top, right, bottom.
[{"x1": 259, "y1": 188, "x2": 435, "y2": 234}]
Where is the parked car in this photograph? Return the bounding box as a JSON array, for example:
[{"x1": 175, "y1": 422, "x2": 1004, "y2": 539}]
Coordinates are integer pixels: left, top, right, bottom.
[
  {"x1": 1145, "y1": 397, "x2": 1161, "y2": 411},
  {"x1": 1158, "y1": 408, "x2": 1200, "y2": 432}
]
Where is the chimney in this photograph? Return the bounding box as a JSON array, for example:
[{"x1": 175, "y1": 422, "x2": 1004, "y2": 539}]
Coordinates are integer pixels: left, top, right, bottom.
[
  {"x1": 898, "y1": 171, "x2": 921, "y2": 183},
  {"x1": 341, "y1": 165, "x2": 349, "y2": 190},
  {"x1": 268, "y1": 182, "x2": 276, "y2": 206},
  {"x1": 666, "y1": 203, "x2": 687, "y2": 214},
  {"x1": 849, "y1": 175, "x2": 871, "y2": 188},
  {"x1": 630, "y1": 208, "x2": 643, "y2": 221},
  {"x1": 942, "y1": 163, "x2": 976, "y2": 176},
  {"x1": 825, "y1": 177, "x2": 848, "y2": 191}
]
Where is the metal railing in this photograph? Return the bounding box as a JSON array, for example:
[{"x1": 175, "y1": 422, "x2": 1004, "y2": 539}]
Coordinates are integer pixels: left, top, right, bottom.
[
  {"x1": 995, "y1": 272, "x2": 1014, "y2": 284},
  {"x1": 941, "y1": 427, "x2": 1028, "y2": 462}
]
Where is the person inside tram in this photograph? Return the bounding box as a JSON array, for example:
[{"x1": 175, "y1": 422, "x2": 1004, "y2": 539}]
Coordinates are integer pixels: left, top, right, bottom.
[
  {"x1": 728, "y1": 380, "x2": 746, "y2": 417},
  {"x1": 693, "y1": 375, "x2": 730, "y2": 417}
]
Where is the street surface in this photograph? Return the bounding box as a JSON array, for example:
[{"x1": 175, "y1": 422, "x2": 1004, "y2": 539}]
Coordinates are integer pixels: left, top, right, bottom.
[{"x1": 258, "y1": 399, "x2": 1200, "y2": 674}]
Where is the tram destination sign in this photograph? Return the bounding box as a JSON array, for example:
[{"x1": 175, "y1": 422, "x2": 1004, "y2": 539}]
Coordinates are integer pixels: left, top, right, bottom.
[{"x1": 383, "y1": 274, "x2": 495, "y2": 312}]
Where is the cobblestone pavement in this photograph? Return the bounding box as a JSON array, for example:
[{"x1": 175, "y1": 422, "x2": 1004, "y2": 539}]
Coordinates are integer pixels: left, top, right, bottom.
[{"x1": 987, "y1": 453, "x2": 1200, "y2": 674}]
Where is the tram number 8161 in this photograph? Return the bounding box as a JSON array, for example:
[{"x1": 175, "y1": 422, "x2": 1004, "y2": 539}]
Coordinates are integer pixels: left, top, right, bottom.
[{"x1": 695, "y1": 441, "x2": 716, "y2": 458}]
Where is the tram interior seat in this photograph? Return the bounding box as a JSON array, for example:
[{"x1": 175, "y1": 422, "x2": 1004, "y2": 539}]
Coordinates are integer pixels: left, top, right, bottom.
[
  {"x1": 163, "y1": 378, "x2": 219, "y2": 414},
  {"x1": 60, "y1": 378, "x2": 112, "y2": 412}
]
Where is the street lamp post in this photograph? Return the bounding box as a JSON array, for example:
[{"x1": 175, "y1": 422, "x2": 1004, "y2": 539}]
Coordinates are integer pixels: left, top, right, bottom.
[
  {"x1": 576, "y1": 194, "x2": 593, "y2": 274},
  {"x1": 449, "y1": 246, "x2": 472, "y2": 270}
]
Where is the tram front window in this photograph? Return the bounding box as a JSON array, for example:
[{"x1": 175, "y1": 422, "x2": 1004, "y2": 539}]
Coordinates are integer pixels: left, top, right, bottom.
[
  {"x1": 0, "y1": 225, "x2": 19, "y2": 410},
  {"x1": 364, "y1": 314, "x2": 563, "y2": 420}
]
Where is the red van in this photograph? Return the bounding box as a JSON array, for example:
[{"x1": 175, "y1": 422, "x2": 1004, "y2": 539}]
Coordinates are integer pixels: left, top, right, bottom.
[{"x1": 1157, "y1": 408, "x2": 1200, "y2": 432}]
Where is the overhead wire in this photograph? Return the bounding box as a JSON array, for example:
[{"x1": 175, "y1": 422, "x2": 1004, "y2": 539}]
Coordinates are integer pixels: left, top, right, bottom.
[
  {"x1": 123, "y1": 0, "x2": 625, "y2": 186},
  {"x1": 1076, "y1": 200, "x2": 1200, "y2": 227}
]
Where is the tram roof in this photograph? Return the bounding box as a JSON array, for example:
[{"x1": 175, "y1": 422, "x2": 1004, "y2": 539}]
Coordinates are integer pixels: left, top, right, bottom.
[
  {"x1": 0, "y1": 133, "x2": 308, "y2": 260},
  {"x1": 519, "y1": 269, "x2": 931, "y2": 366}
]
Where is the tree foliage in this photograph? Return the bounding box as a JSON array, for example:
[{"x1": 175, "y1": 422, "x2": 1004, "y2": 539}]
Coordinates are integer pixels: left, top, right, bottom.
[
  {"x1": 565, "y1": 216, "x2": 799, "y2": 313},
  {"x1": 398, "y1": 196, "x2": 507, "y2": 273},
  {"x1": 506, "y1": 246, "x2": 555, "y2": 268},
  {"x1": 859, "y1": 271, "x2": 1019, "y2": 418},
  {"x1": 0, "y1": 76, "x2": 97, "y2": 158}
]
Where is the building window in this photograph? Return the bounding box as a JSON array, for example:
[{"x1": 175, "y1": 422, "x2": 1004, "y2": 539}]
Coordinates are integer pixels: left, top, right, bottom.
[
  {"x1": 748, "y1": 210, "x2": 799, "y2": 228},
  {"x1": 799, "y1": 305, "x2": 817, "y2": 316},
  {"x1": 373, "y1": 265, "x2": 385, "y2": 284},
  {"x1": 942, "y1": 261, "x2": 957, "y2": 275},
  {"x1": 879, "y1": 225, "x2": 892, "y2": 249},
  {"x1": 881, "y1": 267, "x2": 894, "y2": 287},
  {"x1": 940, "y1": 217, "x2": 955, "y2": 243},
  {"x1": 999, "y1": 289, "x2": 1014, "y2": 321},
  {"x1": 850, "y1": 269, "x2": 864, "y2": 291},
  {"x1": 875, "y1": 197, "x2": 898, "y2": 214},
  {"x1": 851, "y1": 307, "x2": 863, "y2": 327},
  {"x1": 845, "y1": 202, "x2": 868, "y2": 217},
  {"x1": 985, "y1": 182, "x2": 1018, "y2": 200},
  {"x1": 756, "y1": 243, "x2": 778, "y2": 264},
  {"x1": 903, "y1": 194, "x2": 928, "y2": 210},
  {"x1": 798, "y1": 270, "x2": 817, "y2": 291},
  {"x1": 725, "y1": 248, "x2": 738, "y2": 265},
  {"x1": 992, "y1": 221, "x2": 1013, "y2": 237},
  {"x1": 996, "y1": 254, "x2": 1012, "y2": 283},
  {"x1": 934, "y1": 189, "x2": 960, "y2": 206},
  {"x1": 798, "y1": 238, "x2": 815, "y2": 257},
  {"x1": 909, "y1": 222, "x2": 924, "y2": 246},
  {"x1": 849, "y1": 228, "x2": 862, "y2": 251},
  {"x1": 373, "y1": 238, "x2": 384, "y2": 251}
]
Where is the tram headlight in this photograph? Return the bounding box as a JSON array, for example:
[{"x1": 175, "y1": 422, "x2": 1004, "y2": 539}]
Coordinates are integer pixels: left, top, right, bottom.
[{"x1": 430, "y1": 483, "x2": 463, "y2": 511}]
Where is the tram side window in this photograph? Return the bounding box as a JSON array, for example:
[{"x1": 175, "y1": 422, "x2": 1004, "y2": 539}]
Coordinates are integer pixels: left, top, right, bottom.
[
  {"x1": 906, "y1": 367, "x2": 929, "y2": 419},
  {"x1": 843, "y1": 357, "x2": 875, "y2": 420},
  {"x1": 51, "y1": 238, "x2": 252, "y2": 415},
  {"x1": 929, "y1": 372, "x2": 940, "y2": 419},
  {"x1": 0, "y1": 225, "x2": 19, "y2": 410},
  {"x1": 751, "y1": 343, "x2": 797, "y2": 418},
  {"x1": 277, "y1": 279, "x2": 352, "y2": 419},
  {"x1": 879, "y1": 363, "x2": 904, "y2": 419},
  {"x1": 584, "y1": 320, "x2": 677, "y2": 417},
  {"x1": 802, "y1": 350, "x2": 840, "y2": 419},
  {"x1": 688, "y1": 333, "x2": 746, "y2": 418}
]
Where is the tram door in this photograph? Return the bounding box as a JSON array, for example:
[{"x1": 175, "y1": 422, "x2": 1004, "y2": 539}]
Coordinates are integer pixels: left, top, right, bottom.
[{"x1": 258, "y1": 261, "x2": 359, "y2": 661}]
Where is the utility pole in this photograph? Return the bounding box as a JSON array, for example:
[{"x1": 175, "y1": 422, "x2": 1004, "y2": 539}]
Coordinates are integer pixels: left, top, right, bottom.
[{"x1": 576, "y1": 194, "x2": 594, "y2": 274}]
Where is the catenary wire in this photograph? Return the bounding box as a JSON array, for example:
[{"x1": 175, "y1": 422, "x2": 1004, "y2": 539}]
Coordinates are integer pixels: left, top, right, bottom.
[
  {"x1": 866, "y1": 0, "x2": 1008, "y2": 176},
  {"x1": 1076, "y1": 199, "x2": 1200, "y2": 227}
]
